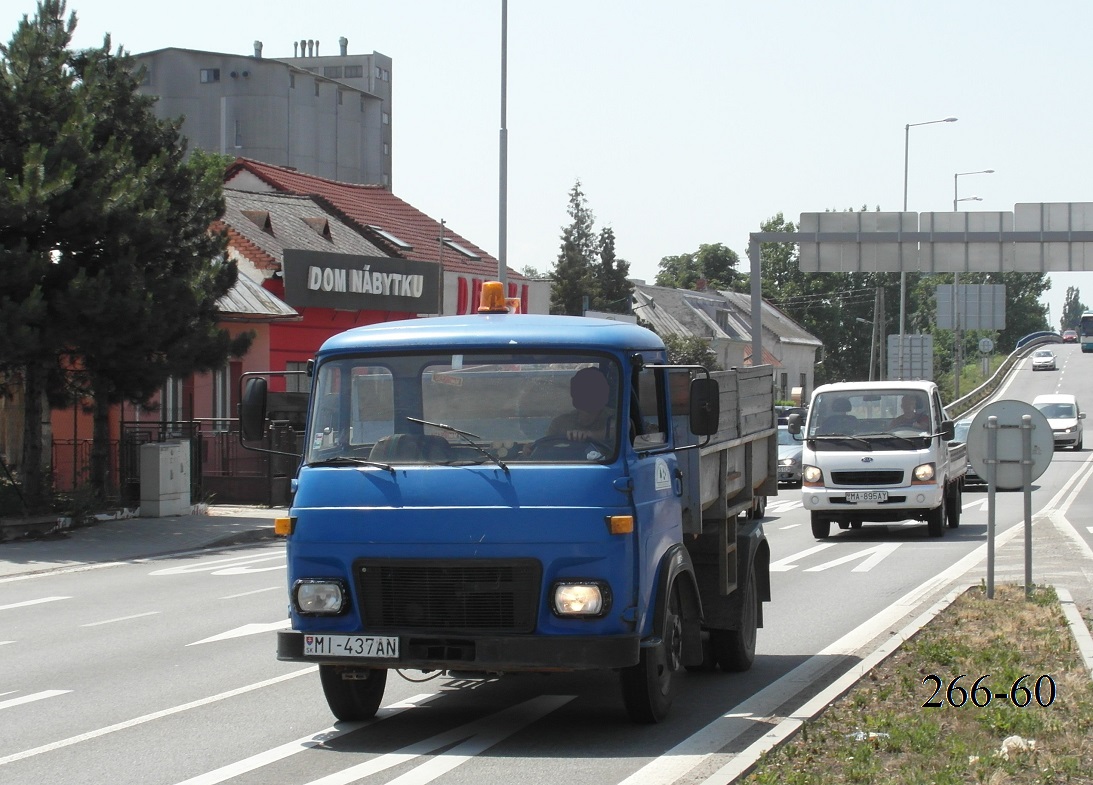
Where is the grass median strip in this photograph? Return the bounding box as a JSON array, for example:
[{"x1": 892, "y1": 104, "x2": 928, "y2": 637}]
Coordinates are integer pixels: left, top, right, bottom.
[{"x1": 742, "y1": 584, "x2": 1093, "y2": 784}]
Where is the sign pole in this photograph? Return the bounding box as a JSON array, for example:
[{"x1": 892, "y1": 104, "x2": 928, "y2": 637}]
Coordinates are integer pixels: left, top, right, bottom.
[
  {"x1": 986, "y1": 415, "x2": 998, "y2": 599},
  {"x1": 1022, "y1": 414, "x2": 1034, "y2": 597}
]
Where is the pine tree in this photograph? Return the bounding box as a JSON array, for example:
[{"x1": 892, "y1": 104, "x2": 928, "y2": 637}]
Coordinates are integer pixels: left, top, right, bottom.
[
  {"x1": 551, "y1": 181, "x2": 598, "y2": 315},
  {"x1": 593, "y1": 226, "x2": 633, "y2": 313}
]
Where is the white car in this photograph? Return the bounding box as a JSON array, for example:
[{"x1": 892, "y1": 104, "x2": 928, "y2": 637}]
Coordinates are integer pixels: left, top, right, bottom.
[
  {"x1": 1031, "y1": 349, "x2": 1057, "y2": 371},
  {"x1": 1032, "y1": 394, "x2": 1084, "y2": 450}
]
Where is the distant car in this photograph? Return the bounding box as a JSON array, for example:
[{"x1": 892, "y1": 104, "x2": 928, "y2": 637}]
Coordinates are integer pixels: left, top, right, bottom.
[
  {"x1": 951, "y1": 418, "x2": 983, "y2": 485},
  {"x1": 1031, "y1": 349, "x2": 1057, "y2": 371},
  {"x1": 1032, "y1": 394, "x2": 1085, "y2": 450},
  {"x1": 1063, "y1": 329, "x2": 1078, "y2": 343},
  {"x1": 1016, "y1": 330, "x2": 1062, "y2": 349},
  {"x1": 777, "y1": 424, "x2": 803, "y2": 486},
  {"x1": 776, "y1": 405, "x2": 807, "y2": 425}
]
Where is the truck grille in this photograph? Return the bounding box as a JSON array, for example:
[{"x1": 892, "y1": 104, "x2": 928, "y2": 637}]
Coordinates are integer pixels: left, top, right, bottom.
[
  {"x1": 354, "y1": 558, "x2": 541, "y2": 633},
  {"x1": 830, "y1": 470, "x2": 904, "y2": 486}
]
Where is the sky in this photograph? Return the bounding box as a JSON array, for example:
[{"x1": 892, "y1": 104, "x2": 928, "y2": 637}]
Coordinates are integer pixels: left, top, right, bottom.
[{"x1": 11, "y1": 0, "x2": 1093, "y2": 328}]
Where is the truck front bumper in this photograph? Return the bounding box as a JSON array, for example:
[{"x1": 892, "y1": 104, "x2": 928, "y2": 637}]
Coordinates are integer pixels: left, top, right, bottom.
[
  {"x1": 277, "y1": 630, "x2": 640, "y2": 672},
  {"x1": 802, "y1": 484, "x2": 944, "y2": 519}
]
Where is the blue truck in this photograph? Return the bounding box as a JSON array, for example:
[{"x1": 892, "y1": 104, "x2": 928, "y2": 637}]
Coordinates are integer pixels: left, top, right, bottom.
[{"x1": 241, "y1": 282, "x2": 776, "y2": 723}]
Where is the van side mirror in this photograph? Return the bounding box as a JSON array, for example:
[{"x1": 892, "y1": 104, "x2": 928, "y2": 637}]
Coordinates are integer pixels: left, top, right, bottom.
[
  {"x1": 240, "y1": 377, "x2": 269, "y2": 442},
  {"x1": 940, "y1": 419, "x2": 954, "y2": 441},
  {"x1": 689, "y1": 378, "x2": 720, "y2": 435},
  {"x1": 787, "y1": 413, "x2": 802, "y2": 434}
]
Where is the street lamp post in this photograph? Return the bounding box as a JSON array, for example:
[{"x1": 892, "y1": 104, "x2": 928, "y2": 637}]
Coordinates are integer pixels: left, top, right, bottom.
[
  {"x1": 952, "y1": 169, "x2": 994, "y2": 398},
  {"x1": 899, "y1": 117, "x2": 957, "y2": 380}
]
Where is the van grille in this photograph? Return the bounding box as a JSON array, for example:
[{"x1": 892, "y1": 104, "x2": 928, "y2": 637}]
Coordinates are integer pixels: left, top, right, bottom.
[
  {"x1": 831, "y1": 470, "x2": 904, "y2": 486},
  {"x1": 355, "y1": 558, "x2": 541, "y2": 633}
]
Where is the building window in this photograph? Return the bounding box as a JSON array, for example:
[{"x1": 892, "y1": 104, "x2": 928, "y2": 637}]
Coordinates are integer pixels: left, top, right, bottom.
[
  {"x1": 337, "y1": 90, "x2": 343, "y2": 105},
  {"x1": 442, "y1": 239, "x2": 480, "y2": 260},
  {"x1": 383, "y1": 143, "x2": 390, "y2": 156},
  {"x1": 780, "y1": 373, "x2": 788, "y2": 401},
  {"x1": 200, "y1": 68, "x2": 220, "y2": 83},
  {"x1": 382, "y1": 68, "x2": 390, "y2": 81},
  {"x1": 381, "y1": 111, "x2": 390, "y2": 125},
  {"x1": 162, "y1": 377, "x2": 183, "y2": 423},
  {"x1": 286, "y1": 361, "x2": 309, "y2": 393},
  {"x1": 375, "y1": 65, "x2": 382, "y2": 79},
  {"x1": 344, "y1": 64, "x2": 363, "y2": 78},
  {"x1": 366, "y1": 225, "x2": 412, "y2": 249},
  {"x1": 290, "y1": 72, "x2": 295, "y2": 88},
  {"x1": 314, "y1": 80, "x2": 321, "y2": 97},
  {"x1": 324, "y1": 66, "x2": 343, "y2": 78},
  {"x1": 213, "y1": 367, "x2": 230, "y2": 430}
]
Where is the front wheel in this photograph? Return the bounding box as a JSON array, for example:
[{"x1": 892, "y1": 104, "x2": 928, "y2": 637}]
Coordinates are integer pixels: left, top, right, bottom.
[
  {"x1": 319, "y1": 665, "x2": 388, "y2": 721},
  {"x1": 926, "y1": 500, "x2": 946, "y2": 538},
  {"x1": 810, "y1": 512, "x2": 830, "y2": 539},
  {"x1": 620, "y1": 582, "x2": 683, "y2": 723},
  {"x1": 946, "y1": 481, "x2": 961, "y2": 528}
]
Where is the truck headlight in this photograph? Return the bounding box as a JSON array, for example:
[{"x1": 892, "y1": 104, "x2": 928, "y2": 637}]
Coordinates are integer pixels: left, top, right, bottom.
[
  {"x1": 293, "y1": 579, "x2": 348, "y2": 615},
  {"x1": 802, "y1": 465, "x2": 823, "y2": 485},
  {"x1": 552, "y1": 581, "x2": 610, "y2": 617},
  {"x1": 911, "y1": 462, "x2": 936, "y2": 484}
]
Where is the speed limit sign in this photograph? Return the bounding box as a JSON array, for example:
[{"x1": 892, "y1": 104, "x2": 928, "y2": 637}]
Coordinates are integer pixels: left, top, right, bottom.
[{"x1": 978, "y1": 337, "x2": 994, "y2": 354}]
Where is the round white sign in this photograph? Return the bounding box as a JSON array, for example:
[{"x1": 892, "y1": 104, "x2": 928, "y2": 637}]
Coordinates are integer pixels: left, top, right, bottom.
[
  {"x1": 978, "y1": 338, "x2": 994, "y2": 354},
  {"x1": 965, "y1": 400, "x2": 1053, "y2": 490}
]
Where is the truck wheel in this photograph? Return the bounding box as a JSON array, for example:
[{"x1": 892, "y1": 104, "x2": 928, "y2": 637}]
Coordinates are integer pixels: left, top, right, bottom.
[
  {"x1": 620, "y1": 582, "x2": 682, "y2": 723},
  {"x1": 946, "y1": 482, "x2": 961, "y2": 528},
  {"x1": 810, "y1": 513, "x2": 830, "y2": 539},
  {"x1": 926, "y1": 500, "x2": 946, "y2": 538},
  {"x1": 319, "y1": 665, "x2": 387, "y2": 721},
  {"x1": 744, "y1": 495, "x2": 767, "y2": 520},
  {"x1": 713, "y1": 566, "x2": 758, "y2": 672}
]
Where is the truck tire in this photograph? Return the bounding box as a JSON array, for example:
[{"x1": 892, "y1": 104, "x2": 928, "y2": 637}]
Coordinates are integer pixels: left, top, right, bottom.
[
  {"x1": 620, "y1": 581, "x2": 682, "y2": 723},
  {"x1": 319, "y1": 665, "x2": 387, "y2": 721},
  {"x1": 926, "y1": 499, "x2": 946, "y2": 538},
  {"x1": 810, "y1": 512, "x2": 830, "y2": 539},
  {"x1": 946, "y1": 481, "x2": 961, "y2": 528},
  {"x1": 712, "y1": 565, "x2": 758, "y2": 672}
]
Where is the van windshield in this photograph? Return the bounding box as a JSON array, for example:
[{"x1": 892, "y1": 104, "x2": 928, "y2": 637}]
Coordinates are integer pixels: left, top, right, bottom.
[
  {"x1": 305, "y1": 352, "x2": 624, "y2": 465},
  {"x1": 807, "y1": 390, "x2": 933, "y2": 450}
]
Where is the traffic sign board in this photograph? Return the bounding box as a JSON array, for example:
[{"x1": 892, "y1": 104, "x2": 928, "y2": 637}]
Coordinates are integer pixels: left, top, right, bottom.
[{"x1": 965, "y1": 401, "x2": 1053, "y2": 490}]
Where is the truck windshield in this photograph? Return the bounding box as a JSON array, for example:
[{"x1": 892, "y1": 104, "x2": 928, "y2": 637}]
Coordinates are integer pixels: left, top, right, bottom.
[
  {"x1": 305, "y1": 352, "x2": 623, "y2": 465},
  {"x1": 807, "y1": 390, "x2": 933, "y2": 449}
]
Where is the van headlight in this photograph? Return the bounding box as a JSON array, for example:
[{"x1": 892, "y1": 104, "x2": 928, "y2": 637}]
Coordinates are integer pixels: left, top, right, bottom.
[
  {"x1": 293, "y1": 579, "x2": 348, "y2": 615},
  {"x1": 802, "y1": 465, "x2": 824, "y2": 484},
  {"x1": 911, "y1": 463, "x2": 936, "y2": 483},
  {"x1": 552, "y1": 581, "x2": 610, "y2": 617}
]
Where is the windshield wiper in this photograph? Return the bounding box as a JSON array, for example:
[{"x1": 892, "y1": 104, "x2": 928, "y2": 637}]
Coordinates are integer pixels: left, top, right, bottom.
[
  {"x1": 308, "y1": 455, "x2": 394, "y2": 473},
  {"x1": 406, "y1": 417, "x2": 509, "y2": 473},
  {"x1": 811, "y1": 434, "x2": 873, "y2": 450},
  {"x1": 854, "y1": 431, "x2": 921, "y2": 449}
]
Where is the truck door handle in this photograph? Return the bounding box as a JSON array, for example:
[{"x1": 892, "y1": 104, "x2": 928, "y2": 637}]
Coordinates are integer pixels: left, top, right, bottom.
[{"x1": 674, "y1": 468, "x2": 683, "y2": 496}]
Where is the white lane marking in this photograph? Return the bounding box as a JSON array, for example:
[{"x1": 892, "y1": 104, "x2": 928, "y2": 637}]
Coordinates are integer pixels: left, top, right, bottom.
[
  {"x1": 150, "y1": 553, "x2": 284, "y2": 577},
  {"x1": 0, "y1": 596, "x2": 71, "y2": 612},
  {"x1": 1087, "y1": 526, "x2": 1093, "y2": 535},
  {"x1": 188, "y1": 619, "x2": 292, "y2": 646},
  {"x1": 0, "y1": 667, "x2": 316, "y2": 767},
  {"x1": 777, "y1": 523, "x2": 802, "y2": 531},
  {"x1": 963, "y1": 498, "x2": 988, "y2": 511},
  {"x1": 0, "y1": 641, "x2": 14, "y2": 647},
  {"x1": 804, "y1": 543, "x2": 901, "y2": 573},
  {"x1": 300, "y1": 695, "x2": 574, "y2": 785},
  {"x1": 220, "y1": 586, "x2": 281, "y2": 600},
  {"x1": 82, "y1": 612, "x2": 161, "y2": 627},
  {"x1": 0, "y1": 690, "x2": 71, "y2": 711},
  {"x1": 170, "y1": 693, "x2": 439, "y2": 785},
  {"x1": 769, "y1": 544, "x2": 835, "y2": 571}
]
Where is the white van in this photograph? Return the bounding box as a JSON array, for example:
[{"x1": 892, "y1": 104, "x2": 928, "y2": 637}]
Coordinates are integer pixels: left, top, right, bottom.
[{"x1": 1031, "y1": 394, "x2": 1084, "y2": 450}]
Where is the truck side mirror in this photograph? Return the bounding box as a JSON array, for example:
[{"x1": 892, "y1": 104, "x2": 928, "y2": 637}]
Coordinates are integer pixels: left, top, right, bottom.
[
  {"x1": 240, "y1": 377, "x2": 269, "y2": 442},
  {"x1": 689, "y1": 378, "x2": 720, "y2": 435},
  {"x1": 940, "y1": 419, "x2": 954, "y2": 441},
  {"x1": 787, "y1": 413, "x2": 802, "y2": 434}
]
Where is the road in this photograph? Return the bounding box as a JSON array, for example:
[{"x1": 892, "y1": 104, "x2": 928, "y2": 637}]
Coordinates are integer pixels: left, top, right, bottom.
[{"x1": 2, "y1": 345, "x2": 1092, "y2": 785}]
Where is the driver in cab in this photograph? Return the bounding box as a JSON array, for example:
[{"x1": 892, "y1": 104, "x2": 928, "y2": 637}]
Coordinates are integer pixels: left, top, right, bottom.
[
  {"x1": 890, "y1": 394, "x2": 930, "y2": 430},
  {"x1": 547, "y1": 367, "x2": 615, "y2": 443}
]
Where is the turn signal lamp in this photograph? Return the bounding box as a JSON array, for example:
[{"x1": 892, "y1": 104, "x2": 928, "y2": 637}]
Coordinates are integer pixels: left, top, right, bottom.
[
  {"x1": 274, "y1": 517, "x2": 295, "y2": 536},
  {"x1": 608, "y1": 515, "x2": 633, "y2": 534},
  {"x1": 478, "y1": 281, "x2": 509, "y2": 313}
]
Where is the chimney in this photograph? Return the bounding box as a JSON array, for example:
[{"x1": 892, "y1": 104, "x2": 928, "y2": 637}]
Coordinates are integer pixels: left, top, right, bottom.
[
  {"x1": 300, "y1": 39, "x2": 307, "y2": 58},
  {"x1": 293, "y1": 41, "x2": 298, "y2": 57},
  {"x1": 253, "y1": 40, "x2": 263, "y2": 58},
  {"x1": 315, "y1": 40, "x2": 320, "y2": 56},
  {"x1": 339, "y1": 36, "x2": 348, "y2": 56},
  {"x1": 307, "y1": 39, "x2": 314, "y2": 57}
]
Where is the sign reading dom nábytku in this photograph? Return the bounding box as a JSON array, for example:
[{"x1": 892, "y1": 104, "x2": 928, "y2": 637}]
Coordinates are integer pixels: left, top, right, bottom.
[{"x1": 282, "y1": 250, "x2": 441, "y2": 313}]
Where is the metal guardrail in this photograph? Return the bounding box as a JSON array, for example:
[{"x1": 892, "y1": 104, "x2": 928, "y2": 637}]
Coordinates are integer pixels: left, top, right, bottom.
[{"x1": 946, "y1": 337, "x2": 1060, "y2": 421}]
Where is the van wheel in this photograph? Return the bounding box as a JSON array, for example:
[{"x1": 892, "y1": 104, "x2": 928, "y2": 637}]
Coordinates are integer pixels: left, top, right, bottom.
[
  {"x1": 319, "y1": 666, "x2": 387, "y2": 721},
  {"x1": 926, "y1": 500, "x2": 946, "y2": 537},
  {"x1": 946, "y1": 482, "x2": 961, "y2": 528},
  {"x1": 810, "y1": 513, "x2": 830, "y2": 539},
  {"x1": 620, "y1": 581, "x2": 682, "y2": 723}
]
